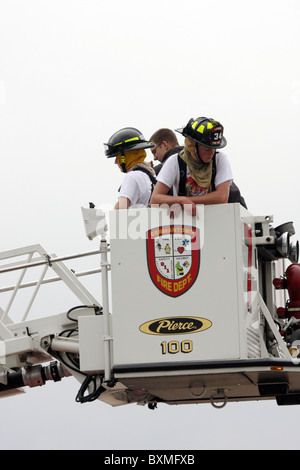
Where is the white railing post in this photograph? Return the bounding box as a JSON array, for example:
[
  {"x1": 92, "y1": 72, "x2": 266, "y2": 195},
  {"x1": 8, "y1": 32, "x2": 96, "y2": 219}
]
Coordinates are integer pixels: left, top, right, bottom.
[{"x1": 100, "y1": 234, "x2": 112, "y2": 383}]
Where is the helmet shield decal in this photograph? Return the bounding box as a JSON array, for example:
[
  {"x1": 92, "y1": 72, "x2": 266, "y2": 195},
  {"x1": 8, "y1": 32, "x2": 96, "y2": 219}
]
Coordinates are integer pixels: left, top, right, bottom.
[
  {"x1": 147, "y1": 225, "x2": 200, "y2": 297},
  {"x1": 208, "y1": 125, "x2": 224, "y2": 147}
]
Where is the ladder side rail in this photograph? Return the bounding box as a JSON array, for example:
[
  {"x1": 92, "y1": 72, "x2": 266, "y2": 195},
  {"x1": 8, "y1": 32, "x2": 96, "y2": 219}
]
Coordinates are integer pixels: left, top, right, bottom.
[
  {"x1": 0, "y1": 268, "x2": 102, "y2": 294},
  {"x1": 0, "y1": 245, "x2": 46, "y2": 262},
  {"x1": 21, "y1": 264, "x2": 48, "y2": 322},
  {"x1": 1, "y1": 253, "x2": 33, "y2": 323},
  {"x1": 0, "y1": 249, "x2": 102, "y2": 275},
  {"x1": 0, "y1": 246, "x2": 103, "y2": 321},
  {"x1": 0, "y1": 254, "x2": 47, "y2": 271},
  {"x1": 46, "y1": 256, "x2": 102, "y2": 308}
]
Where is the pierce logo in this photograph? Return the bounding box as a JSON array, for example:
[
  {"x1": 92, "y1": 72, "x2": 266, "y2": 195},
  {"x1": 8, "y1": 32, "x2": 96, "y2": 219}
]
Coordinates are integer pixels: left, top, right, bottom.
[
  {"x1": 146, "y1": 225, "x2": 200, "y2": 297},
  {"x1": 140, "y1": 316, "x2": 212, "y2": 335}
]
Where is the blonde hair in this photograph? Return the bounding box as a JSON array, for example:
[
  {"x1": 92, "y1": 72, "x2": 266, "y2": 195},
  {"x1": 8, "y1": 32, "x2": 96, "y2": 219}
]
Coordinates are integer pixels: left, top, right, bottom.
[{"x1": 184, "y1": 137, "x2": 196, "y2": 155}]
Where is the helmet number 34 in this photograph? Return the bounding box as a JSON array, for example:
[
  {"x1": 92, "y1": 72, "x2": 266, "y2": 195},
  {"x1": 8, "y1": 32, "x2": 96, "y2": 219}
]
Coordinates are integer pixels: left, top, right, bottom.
[{"x1": 213, "y1": 131, "x2": 223, "y2": 141}]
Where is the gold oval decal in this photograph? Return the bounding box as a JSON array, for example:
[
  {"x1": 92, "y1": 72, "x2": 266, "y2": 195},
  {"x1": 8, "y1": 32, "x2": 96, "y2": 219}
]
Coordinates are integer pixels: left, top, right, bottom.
[{"x1": 139, "y1": 316, "x2": 212, "y2": 335}]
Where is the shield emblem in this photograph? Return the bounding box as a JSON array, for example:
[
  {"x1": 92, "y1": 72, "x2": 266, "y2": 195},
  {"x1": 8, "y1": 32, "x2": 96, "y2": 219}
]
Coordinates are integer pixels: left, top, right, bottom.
[{"x1": 147, "y1": 225, "x2": 200, "y2": 297}]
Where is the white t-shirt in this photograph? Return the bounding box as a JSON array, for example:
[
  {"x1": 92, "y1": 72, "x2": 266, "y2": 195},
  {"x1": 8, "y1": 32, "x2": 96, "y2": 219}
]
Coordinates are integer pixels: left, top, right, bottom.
[
  {"x1": 157, "y1": 151, "x2": 233, "y2": 196},
  {"x1": 119, "y1": 170, "x2": 154, "y2": 207}
]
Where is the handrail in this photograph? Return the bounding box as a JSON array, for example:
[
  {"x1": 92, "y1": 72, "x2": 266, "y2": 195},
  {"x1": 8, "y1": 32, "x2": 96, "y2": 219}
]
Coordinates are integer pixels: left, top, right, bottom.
[
  {"x1": 0, "y1": 245, "x2": 105, "y2": 323},
  {"x1": 0, "y1": 268, "x2": 104, "y2": 293},
  {"x1": 0, "y1": 249, "x2": 103, "y2": 274}
]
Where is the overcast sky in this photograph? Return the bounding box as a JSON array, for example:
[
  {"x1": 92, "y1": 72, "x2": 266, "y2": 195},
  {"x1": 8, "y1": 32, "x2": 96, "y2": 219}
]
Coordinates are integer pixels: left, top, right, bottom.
[{"x1": 1, "y1": 0, "x2": 300, "y2": 450}]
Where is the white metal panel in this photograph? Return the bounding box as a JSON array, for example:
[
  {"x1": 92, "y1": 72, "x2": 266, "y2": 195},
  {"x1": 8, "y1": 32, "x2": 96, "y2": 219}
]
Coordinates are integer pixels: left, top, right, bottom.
[
  {"x1": 78, "y1": 315, "x2": 105, "y2": 374},
  {"x1": 110, "y1": 205, "x2": 251, "y2": 368}
]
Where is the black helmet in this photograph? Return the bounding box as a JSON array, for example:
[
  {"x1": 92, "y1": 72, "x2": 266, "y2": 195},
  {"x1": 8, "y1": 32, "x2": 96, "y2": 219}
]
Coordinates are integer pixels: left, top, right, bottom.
[
  {"x1": 175, "y1": 117, "x2": 227, "y2": 149},
  {"x1": 104, "y1": 127, "x2": 155, "y2": 158}
]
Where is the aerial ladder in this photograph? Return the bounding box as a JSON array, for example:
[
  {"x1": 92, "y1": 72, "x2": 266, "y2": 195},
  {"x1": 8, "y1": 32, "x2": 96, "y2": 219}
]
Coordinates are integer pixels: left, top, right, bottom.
[{"x1": 0, "y1": 203, "x2": 300, "y2": 409}]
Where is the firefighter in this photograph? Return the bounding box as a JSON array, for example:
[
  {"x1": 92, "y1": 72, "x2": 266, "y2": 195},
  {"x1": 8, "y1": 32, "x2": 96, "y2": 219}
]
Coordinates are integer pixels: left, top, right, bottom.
[
  {"x1": 150, "y1": 117, "x2": 234, "y2": 216},
  {"x1": 104, "y1": 127, "x2": 156, "y2": 209},
  {"x1": 149, "y1": 128, "x2": 183, "y2": 175}
]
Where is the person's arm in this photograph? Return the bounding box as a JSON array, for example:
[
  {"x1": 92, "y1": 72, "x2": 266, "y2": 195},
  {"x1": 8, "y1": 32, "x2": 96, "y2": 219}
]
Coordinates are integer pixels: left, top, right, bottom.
[
  {"x1": 150, "y1": 179, "x2": 230, "y2": 216},
  {"x1": 114, "y1": 196, "x2": 131, "y2": 210},
  {"x1": 188, "y1": 180, "x2": 230, "y2": 205},
  {"x1": 114, "y1": 172, "x2": 139, "y2": 210},
  {"x1": 150, "y1": 182, "x2": 191, "y2": 206},
  {"x1": 150, "y1": 182, "x2": 197, "y2": 216}
]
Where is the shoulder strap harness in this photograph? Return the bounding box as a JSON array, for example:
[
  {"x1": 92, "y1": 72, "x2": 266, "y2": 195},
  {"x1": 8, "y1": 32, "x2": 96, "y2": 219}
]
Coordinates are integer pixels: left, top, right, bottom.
[{"x1": 177, "y1": 153, "x2": 247, "y2": 209}]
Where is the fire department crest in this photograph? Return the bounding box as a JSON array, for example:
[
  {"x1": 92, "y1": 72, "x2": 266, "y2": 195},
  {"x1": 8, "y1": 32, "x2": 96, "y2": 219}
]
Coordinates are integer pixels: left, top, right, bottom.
[{"x1": 147, "y1": 225, "x2": 200, "y2": 297}]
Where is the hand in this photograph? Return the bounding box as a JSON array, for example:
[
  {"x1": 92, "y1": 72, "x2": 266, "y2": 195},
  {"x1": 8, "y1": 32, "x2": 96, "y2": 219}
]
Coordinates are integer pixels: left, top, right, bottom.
[
  {"x1": 168, "y1": 198, "x2": 197, "y2": 218},
  {"x1": 180, "y1": 197, "x2": 197, "y2": 217},
  {"x1": 168, "y1": 203, "x2": 182, "y2": 219},
  {"x1": 182, "y1": 200, "x2": 197, "y2": 217}
]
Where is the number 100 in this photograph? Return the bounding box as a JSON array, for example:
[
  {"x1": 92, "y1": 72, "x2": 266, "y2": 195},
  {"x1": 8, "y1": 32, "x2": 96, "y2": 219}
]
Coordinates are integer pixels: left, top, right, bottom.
[{"x1": 160, "y1": 340, "x2": 193, "y2": 355}]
